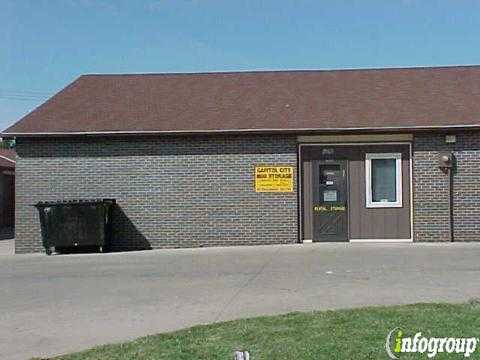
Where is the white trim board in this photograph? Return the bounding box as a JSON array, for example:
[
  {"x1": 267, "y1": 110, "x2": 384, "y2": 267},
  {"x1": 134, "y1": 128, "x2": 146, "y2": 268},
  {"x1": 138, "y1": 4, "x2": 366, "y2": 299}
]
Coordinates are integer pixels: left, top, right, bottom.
[
  {"x1": 349, "y1": 239, "x2": 413, "y2": 243},
  {"x1": 365, "y1": 152, "x2": 403, "y2": 208},
  {"x1": 298, "y1": 134, "x2": 413, "y2": 143},
  {"x1": 3, "y1": 123, "x2": 480, "y2": 137},
  {"x1": 301, "y1": 239, "x2": 413, "y2": 243}
]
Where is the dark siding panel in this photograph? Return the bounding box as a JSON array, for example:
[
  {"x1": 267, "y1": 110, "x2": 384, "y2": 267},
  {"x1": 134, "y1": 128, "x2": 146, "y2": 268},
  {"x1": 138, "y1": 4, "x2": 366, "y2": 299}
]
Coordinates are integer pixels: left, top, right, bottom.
[{"x1": 349, "y1": 145, "x2": 411, "y2": 239}]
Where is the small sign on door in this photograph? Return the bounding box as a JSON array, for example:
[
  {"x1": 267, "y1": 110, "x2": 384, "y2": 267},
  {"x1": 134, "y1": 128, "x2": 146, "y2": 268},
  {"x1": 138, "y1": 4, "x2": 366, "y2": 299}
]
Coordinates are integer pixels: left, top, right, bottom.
[{"x1": 323, "y1": 190, "x2": 338, "y2": 202}]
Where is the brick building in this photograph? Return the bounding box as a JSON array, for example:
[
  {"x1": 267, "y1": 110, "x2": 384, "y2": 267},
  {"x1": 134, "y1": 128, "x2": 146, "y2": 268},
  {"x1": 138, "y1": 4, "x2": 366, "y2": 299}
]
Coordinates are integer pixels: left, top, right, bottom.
[
  {"x1": 2, "y1": 66, "x2": 479, "y2": 253},
  {"x1": 0, "y1": 148, "x2": 15, "y2": 239}
]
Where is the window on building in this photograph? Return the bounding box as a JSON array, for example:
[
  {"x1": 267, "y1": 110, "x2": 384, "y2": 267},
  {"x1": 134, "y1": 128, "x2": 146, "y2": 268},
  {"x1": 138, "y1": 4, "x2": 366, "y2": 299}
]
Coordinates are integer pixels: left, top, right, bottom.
[{"x1": 365, "y1": 153, "x2": 402, "y2": 208}]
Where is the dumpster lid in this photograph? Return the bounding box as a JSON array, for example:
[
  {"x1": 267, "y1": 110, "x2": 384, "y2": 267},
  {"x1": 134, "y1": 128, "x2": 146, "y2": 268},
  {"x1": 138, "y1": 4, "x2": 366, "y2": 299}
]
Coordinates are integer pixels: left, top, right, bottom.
[{"x1": 34, "y1": 199, "x2": 116, "y2": 207}]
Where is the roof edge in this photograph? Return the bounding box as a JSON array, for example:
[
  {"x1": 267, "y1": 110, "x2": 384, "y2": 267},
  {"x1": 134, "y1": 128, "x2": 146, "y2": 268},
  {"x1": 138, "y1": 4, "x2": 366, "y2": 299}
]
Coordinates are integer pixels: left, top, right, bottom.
[
  {"x1": 2, "y1": 75, "x2": 85, "y2": 135},
  {"x1": 79, "y1": 64, "x2": 480, "y2": 77},
  {"x1": 3, "y1": 124, "x2": 480, "y2": 138}
]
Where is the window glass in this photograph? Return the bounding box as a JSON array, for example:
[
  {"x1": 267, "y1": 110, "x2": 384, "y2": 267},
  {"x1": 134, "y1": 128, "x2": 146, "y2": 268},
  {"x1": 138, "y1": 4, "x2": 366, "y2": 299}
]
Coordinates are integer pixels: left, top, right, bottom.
[
  {"x1": 371, "y1": 159, "x2": 397, "y2": 202},
  {"x1": 319, "y1": 165, "x2": 340, "y2": 184}
]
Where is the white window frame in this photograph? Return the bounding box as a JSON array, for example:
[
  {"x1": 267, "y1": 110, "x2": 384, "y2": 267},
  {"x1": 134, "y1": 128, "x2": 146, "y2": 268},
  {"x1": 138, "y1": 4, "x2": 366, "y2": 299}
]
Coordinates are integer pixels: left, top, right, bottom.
[{"x1": 365, "y1": 152, "x2": 403, "y2": 208}]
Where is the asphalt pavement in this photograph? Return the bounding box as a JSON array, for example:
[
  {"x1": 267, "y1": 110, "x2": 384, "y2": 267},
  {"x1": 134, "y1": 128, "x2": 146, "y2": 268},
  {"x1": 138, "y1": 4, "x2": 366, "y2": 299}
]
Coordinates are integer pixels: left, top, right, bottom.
[{"x1": 2, "y1": 242, "x2": 480, "y2": 359}]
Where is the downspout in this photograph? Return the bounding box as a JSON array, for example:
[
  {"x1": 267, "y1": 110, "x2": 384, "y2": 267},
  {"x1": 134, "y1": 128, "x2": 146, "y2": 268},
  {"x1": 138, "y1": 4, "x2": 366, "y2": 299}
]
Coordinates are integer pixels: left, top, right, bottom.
[
  {"x1": 439, "y1": 151, "x2": 455, "y2": 242},
  {"x1": 448, "y1": 166, "x2": 454, "y2": 242}
]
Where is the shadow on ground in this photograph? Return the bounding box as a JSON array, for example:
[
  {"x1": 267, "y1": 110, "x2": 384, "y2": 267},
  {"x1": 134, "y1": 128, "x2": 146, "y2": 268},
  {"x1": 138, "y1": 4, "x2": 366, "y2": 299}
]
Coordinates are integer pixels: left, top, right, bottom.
[{"x1": 53, "y1": 205, "x2": 152, "y2": 255}]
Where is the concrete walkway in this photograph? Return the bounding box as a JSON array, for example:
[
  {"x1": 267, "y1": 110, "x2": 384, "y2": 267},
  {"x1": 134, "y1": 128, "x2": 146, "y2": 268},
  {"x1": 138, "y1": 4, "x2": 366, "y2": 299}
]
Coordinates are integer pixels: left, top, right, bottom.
[
  {"x1": 0, "y1": 239, "x2": 14, "y2": 255},
  {"x1": 2, "y1": 243, "x2": 480, "y2": 360}
]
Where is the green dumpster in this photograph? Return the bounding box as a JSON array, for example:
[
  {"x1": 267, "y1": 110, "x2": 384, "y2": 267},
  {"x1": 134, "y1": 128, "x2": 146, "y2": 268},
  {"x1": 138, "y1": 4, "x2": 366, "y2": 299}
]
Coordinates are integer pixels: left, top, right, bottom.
[{"x1": 34, "y1": 199, "x2": 115, "y2": 255}]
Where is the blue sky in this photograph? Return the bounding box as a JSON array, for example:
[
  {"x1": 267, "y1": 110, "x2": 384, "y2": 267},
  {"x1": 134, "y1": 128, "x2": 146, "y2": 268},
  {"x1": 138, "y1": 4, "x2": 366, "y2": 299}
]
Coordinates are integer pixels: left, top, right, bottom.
[{"x1": 1, "y1": 0, "x2": 480, "y2": 130}]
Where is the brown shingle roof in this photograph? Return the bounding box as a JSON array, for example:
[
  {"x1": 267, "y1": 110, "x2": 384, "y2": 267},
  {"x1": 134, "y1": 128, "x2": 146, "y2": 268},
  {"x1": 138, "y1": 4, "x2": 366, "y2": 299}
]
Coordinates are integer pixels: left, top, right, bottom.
[
  {"x1": 4, "y1": 65, "x2": 480, "y2": 137},
  {"x1": 0, "y1": 149, "x2": 16, "y2": 169}
]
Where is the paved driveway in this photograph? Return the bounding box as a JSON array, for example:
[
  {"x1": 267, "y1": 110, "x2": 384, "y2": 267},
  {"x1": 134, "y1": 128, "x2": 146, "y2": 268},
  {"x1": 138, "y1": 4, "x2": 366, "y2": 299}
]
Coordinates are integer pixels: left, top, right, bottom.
[{"x1": 2, "y1": 243, "x2": 480, "y2": 360}]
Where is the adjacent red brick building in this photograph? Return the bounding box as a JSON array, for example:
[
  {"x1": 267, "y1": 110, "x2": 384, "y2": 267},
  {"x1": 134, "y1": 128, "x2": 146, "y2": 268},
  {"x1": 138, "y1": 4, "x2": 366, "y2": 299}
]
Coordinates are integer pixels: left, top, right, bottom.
[{"x1": 0, "y1": 148, "x2": 15, "y2": 237}]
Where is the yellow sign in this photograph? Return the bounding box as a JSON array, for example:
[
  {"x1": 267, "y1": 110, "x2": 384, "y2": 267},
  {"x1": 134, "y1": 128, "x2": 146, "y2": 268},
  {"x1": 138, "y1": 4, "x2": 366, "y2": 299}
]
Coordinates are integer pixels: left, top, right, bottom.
[{"x1": 255, "y1": 166, "x2": 294, "y2": 192}]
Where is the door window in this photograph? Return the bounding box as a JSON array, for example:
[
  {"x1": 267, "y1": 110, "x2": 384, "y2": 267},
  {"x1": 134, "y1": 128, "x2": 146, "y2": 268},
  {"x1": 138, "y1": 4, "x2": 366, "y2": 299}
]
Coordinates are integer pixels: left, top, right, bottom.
[
  {"x1": 319, "y1": 164, "x2": 344, "y2": 204},
  {"x1": 319, "y1": 165, "x2": 340, "y2": 184}
]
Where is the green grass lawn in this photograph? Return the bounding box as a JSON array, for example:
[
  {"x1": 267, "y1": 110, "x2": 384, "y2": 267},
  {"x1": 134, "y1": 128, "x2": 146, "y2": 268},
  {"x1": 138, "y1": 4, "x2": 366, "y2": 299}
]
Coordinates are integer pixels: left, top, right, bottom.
[{"x1": 45, "y1": 302, "x2": 480, "y2": 360}]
